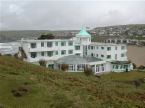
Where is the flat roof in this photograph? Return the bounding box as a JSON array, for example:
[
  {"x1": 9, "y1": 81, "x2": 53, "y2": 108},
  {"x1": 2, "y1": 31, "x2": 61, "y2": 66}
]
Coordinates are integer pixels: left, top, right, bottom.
[
  {"x1": 21, "y1": 38, "x2": 73, "y2": 43},
  {"x1": 111, "y1": 61, "x2": 131, "y2": 64},
  {"x1": 56, "y1": 55, "x2": 102, "y2": 65},
  {"x1": 90, "y1": 42, "x2": 126, "y2": 46}
]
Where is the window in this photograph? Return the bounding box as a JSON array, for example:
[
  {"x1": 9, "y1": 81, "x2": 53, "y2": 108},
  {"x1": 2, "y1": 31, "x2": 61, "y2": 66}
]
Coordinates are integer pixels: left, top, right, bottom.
[
  {"x1": 68, "y1": 50, "x2": 73, "y2": 54},
  {"x1": 101, "y1": 64, "x2": 105, "y2": 71},
  {"x1": 101, "y1": 55, "x2": 104, "y2": 58},
  {"x1": 47, "y1": 51, "x2": 53, "y2": 57},
  {"x1": 47, "y1": 42, "x2": 52, "y2": 47},
  {"x1": 124, "y1": 65, "x2": 128, "y2": 69},
  {"x1": 75, "y1": 53, "x2": 80, "y2": 56},
  {"x1": 96, "y1": 46, "x2": 98, "y2": 49},
  {"x1": 101, "y1": 47, "x2": 104, "y2": 50},
  {"x1": 41, "y1": 52, "x2": 45, "y2": 56},
  {"x1": 31, "y1": 43, "x2": 36, "y2": 48},
  {"x1": 120, "y1": 65, "x2": 123, "y2": 69},
  {"x1": 115, "y1": 65, "x2": 119, "y2": 69},
  {"x1": 68, "y1": 41, "x2": 73, "y2": 46},
  {"x1": 107, "y1": 55, "x2": 111, "y2": 59},
  {"x1": 91, "y1": 46, "x2": 94, "y2": 50},
  {"x1": 121, "y1": 53, "x2": 125, "y2": 57},
  {"x1": 91, "y1": 53, "x2": 94, "y2": 57},
  {"x1": 107, "y1": 47, "x2": 111, "y2": 51},
  {"x1": 61, "y1": 50, "x2": 66, "y2": 55},
  {"x1": 68, "y1": 65, "x2": 73, "y2": 71},
  {"x1": 31, "y1": 52, "x2": 37, "y2": 58},
  {"x1": 96, "y1": 65, "x2": 100, "y2": 72},
  {"x1": 96, "y1": 54, "x2": 98, "y2": 57},
  {"x1": 61, "y1": 41, "x2": 66, "y2": 46},
  {"x1": 88, "y1": 46, "x2": 90, "y2": 50},
  {"x1": 55, "y1": 51, "x2": 58, "y2": 55},
  {"x1": 55, "y1": 42, "x2": 58, "y2": 46},
  {"x1": 121, "y1": 46, "x2": 125, "y2": 50},
  {"x1": 41, "y1": 42, "x2": 44, "y2": 47},
  {"x1": 75, "y1": 46, "x2": 80, "y2": 50},
  {"x1": 77, "y1": 64, "x2": 84, "y2": 71},
  {"x1": 115, "y1": 46, "x2": 118, "y2": 50},
  {"x1": 113, "y1": 65, "x2": 115, "y2": 69}
]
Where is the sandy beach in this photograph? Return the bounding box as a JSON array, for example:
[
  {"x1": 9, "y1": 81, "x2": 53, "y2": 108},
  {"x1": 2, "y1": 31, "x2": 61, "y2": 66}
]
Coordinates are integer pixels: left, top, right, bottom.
[{"x1": 127, "y1": 45, "x2": 145, "y2": 67}]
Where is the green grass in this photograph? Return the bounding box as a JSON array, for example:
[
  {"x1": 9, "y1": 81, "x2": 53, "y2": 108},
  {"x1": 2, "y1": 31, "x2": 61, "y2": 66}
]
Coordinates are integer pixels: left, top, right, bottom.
[{"x1": 0, "y1": 56, "x2": 145, "y2": 108}]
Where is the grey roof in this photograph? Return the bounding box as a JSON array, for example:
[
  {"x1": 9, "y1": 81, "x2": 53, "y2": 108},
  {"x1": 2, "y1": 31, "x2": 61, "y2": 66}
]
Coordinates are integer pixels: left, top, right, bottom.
[
  {"x1": 111, "y1": 61, "x2": 131, "y2": 64},
  {"x1": 84, "y1": 57, "x2": 102, "y2": 62},
  {"x1": 56, "y1": 55, "x2": 102, "y2": 65}
]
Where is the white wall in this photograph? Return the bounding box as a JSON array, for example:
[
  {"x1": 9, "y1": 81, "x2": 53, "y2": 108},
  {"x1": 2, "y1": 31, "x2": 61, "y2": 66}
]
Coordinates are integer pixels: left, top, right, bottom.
[
  {"x1": 21, "y1": 39, "x2": 83, "y2": 62},
  {"x1": 87, "y1": 43, "x2": 127, "y2": 61}
]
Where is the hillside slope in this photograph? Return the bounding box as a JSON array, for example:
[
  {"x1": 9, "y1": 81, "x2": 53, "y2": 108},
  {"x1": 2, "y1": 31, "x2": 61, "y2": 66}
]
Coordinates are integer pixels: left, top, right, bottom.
[
  {"x1": 1, "y1": 24, "x2": 145, "y2": 42},
  {"x1": 0, "y1": 56, "x2": 145, "y2": 108}
]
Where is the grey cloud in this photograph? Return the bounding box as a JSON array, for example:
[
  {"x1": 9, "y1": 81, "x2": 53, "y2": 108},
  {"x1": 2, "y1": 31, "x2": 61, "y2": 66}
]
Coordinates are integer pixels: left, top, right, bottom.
[{"x1": 0, "y1": 0, "x2": 145, "y2": 30}]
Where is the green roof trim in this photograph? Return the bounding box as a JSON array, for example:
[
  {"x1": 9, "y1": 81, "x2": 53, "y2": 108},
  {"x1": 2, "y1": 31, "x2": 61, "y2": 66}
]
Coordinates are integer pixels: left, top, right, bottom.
[{"x1": 76, "y1": 28, "x2": 91, "y2": 37}]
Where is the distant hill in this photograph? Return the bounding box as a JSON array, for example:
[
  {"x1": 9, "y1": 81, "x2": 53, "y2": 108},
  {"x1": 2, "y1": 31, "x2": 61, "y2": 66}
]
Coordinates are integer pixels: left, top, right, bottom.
[
  {"x1": 0, "y1": 30, "x2": 78, "y2": 42},
  {"x1": 0, "y1": 56, "x2": 145, "y2": 107},
  {"x1": 91, "y1": 24, "x2": 145, "y2": 38},
  {"x1": 1, "y1": 24, "x2": 145, "y2": 42}
]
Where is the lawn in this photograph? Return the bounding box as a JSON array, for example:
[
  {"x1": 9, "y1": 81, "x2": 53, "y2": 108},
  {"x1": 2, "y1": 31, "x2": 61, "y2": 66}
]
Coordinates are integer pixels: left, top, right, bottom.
[{"x1": 0, "y1": 56, "x2": 145, "y2": 108}]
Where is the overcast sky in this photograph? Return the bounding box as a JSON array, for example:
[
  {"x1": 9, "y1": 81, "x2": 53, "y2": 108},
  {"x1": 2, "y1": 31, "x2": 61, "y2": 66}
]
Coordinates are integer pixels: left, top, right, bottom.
[{"x1": 0, "y1": 0, "x2": 145, "y2": 30}]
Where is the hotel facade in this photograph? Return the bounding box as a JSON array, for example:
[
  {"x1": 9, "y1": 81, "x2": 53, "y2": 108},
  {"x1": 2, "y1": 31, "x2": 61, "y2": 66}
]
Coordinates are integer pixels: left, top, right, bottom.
[{"x1": 21, "y1": 28, "x2": 133, "y2": 74}]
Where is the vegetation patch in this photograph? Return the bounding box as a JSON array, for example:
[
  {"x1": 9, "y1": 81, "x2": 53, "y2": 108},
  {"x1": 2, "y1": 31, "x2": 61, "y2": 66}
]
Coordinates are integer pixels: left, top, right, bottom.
[
  {"x1": 0, "y1": 56, "x2": 145, "y2": 107},
  {"x1": 11, "y1": 86, "x2": 28, "y2": 97}
]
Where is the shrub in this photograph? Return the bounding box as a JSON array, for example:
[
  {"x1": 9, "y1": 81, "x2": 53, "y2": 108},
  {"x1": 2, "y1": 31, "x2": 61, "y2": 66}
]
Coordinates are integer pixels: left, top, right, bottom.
[
  {"x1": 11, "y1": 86, "x2": 28, "y2": 97},
  {"x1": 14, "y1": 53, "x2": 20, "y2": 59},
  {"x1": 138, "y1": 65, "x2": 145, "y2": 70},
  {"x1": 39, "y1": 60, "x2": 47, "y2": 67},
  {"x1": 5, "y1": 54, "x2": 12, "y2": 56},
  {"x1": 84, "y1": 65, "x2": 93, "y2": 76},
  {"x1": 0, "y1": 53, "x2": 1, "y2": 56},
  {"x1": 60, "y1": 64, "x2": 68, "y2": 71},
  {"x1": 132, "y1": 63, "x2": 137, "y2": 69}
]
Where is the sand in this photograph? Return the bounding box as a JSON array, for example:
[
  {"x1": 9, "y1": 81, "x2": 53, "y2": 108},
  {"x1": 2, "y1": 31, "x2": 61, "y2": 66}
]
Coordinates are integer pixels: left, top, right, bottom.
[{"x1": 127, "y1": 46, "x2": 145, "y2": 66}]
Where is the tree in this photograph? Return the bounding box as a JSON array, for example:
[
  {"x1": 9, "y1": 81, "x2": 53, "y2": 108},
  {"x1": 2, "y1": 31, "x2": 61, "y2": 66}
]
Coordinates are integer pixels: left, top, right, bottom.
[{"x1": 38, "y1": 33, "x2": 55, "y2": 40}]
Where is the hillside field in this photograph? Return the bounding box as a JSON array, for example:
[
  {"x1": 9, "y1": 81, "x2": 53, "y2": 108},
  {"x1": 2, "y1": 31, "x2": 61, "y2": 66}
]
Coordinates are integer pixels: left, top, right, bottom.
[{"x1": 0, "y1": 56, "x2": 145, "y2": 108}]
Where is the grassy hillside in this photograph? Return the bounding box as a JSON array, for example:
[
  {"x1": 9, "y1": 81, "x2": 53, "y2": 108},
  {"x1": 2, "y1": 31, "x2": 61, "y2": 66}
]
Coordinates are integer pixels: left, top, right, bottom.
[{"x1": 0, "y1": 56, "x2": 145, "y2": 108}]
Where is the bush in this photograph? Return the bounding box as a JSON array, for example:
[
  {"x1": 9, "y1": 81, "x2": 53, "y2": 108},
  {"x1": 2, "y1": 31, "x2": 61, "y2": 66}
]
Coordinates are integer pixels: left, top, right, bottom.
[
  {"x1": 14, "y1": 53, "x2": 20, "y2": 59},
  {"x1": 60, "y1": 64, "x2": 68, "y2": 71},
  {"x1": 138, "y1": 65, "x2": 145, "y2": 70},
  {"x1": 84, "y1": 65, "x2": 93, "y2": 76},
  {"x1": 39, "y1": 60, "x2": 47, "y2": 67},
  {"x1": 5, "y1": 54, "x2": 12, "y2": 56},
  {"x1": 132, "y1": 63, "x2": 137, "y2": 69},
  {"x1": 11, "y1": 86, "x2": 28, "y2": 97}
]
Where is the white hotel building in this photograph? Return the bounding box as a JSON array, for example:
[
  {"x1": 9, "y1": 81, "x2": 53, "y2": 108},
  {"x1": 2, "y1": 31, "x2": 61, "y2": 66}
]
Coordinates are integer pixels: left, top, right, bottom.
[{"x1": 21, "y1": 28, "x2": 133, "y2": 74}]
